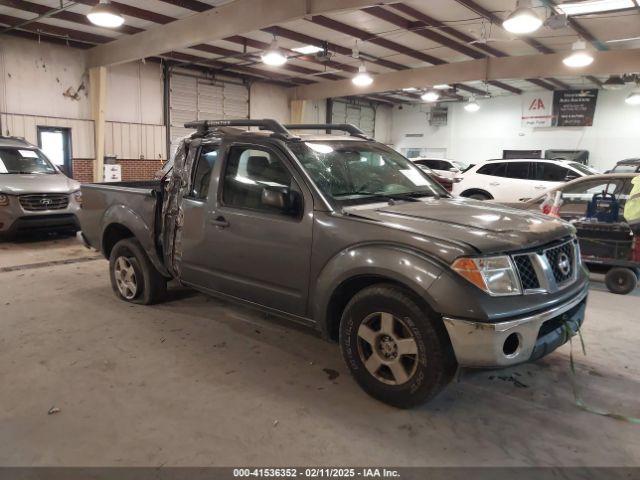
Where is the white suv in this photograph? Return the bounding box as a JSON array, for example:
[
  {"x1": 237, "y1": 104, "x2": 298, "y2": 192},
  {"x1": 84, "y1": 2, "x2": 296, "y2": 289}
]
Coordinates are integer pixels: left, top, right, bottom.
[
  {"x1": 452, "y1": 159, "x2": 597, "y2": 202},
  {"x1": 411, "y1": 158, "x2": 469, "y2": 179}
]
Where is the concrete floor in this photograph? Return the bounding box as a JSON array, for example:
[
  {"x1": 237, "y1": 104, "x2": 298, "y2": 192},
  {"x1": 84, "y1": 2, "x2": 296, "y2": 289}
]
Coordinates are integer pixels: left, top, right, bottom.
[{"x1": 0, "y1": 234, "x2": 639, "y2": 467}]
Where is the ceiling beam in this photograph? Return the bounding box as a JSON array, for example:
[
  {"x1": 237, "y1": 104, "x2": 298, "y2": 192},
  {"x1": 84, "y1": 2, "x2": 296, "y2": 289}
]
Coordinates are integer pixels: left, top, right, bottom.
[
  {"x1": 86, "y1": 0, "x2": 397, "y2": 67},
  {"x1": 309, "y1": 15, "x2": 447, "y2": 65},
  {"x1": 289, "y1": 48, "x2": 640, "y2": 100}
]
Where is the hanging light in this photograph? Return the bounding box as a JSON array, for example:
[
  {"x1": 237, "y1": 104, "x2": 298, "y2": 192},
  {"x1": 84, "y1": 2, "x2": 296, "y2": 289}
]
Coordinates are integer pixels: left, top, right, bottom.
[
  {"x1": 433, "y1": 84, "x2": 451, "y2": 90},
  {"x1": 464, "y1": 96, "x2": 480, "y2": 112},
  {"x1": 503, "y1": 0, "x2": 543, "y2": 34},
  {"x1": 87, "y1": 0, "x2": 124, "y2": 28},
  {"x1": 261, "y1": 39, "x2": 288, "y2": 66},
  {"x1": 421, "y1": 90, "x2": 440, "y2": 102},
  {"x1": 352, "y1": 62, "x2": 373, "y2": 87},
  {"x1": 602, "y1": 75, "x2": 626, "y2": 90},
  {"x1": 563, "y1": 40, "x2": 594, "y2": 68},
  {"x1": 625, "y1": 89, "x2": 640, "y2": 106}
]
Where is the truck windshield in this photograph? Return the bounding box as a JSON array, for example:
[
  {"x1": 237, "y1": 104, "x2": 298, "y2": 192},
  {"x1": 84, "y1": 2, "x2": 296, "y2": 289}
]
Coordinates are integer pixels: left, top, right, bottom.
[
  {"x1": 289, "y1": 140, "x2": 447, "y2": 206},
  {"x1": 0, "y1": 148, "x2": 57, "y2": 174}
]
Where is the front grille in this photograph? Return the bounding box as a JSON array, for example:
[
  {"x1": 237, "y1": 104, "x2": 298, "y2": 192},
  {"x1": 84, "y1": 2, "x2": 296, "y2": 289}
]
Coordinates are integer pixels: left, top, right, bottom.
[
  {"x1": 514, "y1": 255, "x2": 540, "y2": 290},
  {"x1": 19, "y1": 194, "x2": 69, "y2": 211},
  {"x1": 545, "y1": 241, "x2": 575, "y2": 285}
]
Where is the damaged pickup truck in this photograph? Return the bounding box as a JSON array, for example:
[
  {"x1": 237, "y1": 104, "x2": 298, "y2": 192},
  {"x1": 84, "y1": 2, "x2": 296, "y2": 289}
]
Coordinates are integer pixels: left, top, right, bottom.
[{"x1": 79, "y1": 120, "x2": 588, "y2": 407}]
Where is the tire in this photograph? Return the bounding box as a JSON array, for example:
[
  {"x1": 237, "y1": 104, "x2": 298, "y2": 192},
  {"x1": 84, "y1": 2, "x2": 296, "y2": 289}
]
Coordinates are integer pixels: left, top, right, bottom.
[
  {"x1": 339, "y1": 283, "x2": 457, "y2": 408},
  {"x1": 605, "y1": 267, "x2": 637, "y2": 295},
  {"x1": 109, "y1": 238, "x2": 167, "y2": 304},
  {"x1": 467, "y1": 192, "x2": 491, "y2": 201}
]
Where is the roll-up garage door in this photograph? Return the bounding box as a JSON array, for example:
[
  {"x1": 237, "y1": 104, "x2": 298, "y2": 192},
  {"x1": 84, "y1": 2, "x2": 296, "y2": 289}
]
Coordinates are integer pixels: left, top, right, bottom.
[
  {"x1": 331, "y1": 100, "x2": 375, "y2": 138},
  {"x1": 169, "y1": 72, "x2": 249, "y2": 157}
]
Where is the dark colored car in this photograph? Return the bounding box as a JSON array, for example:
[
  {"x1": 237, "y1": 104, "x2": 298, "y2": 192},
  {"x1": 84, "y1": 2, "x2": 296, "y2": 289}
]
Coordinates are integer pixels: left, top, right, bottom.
[{"x1": 79, "y1": 120, "x2": 588, "y2": 408}]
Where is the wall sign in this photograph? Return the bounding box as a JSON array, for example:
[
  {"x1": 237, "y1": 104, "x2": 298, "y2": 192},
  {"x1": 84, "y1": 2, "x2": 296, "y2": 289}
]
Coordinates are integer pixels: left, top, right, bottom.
[
  {"x1": 552, "y1": 89, "x2": 598, "y2": 127},
  {"x1": 521, "y1": 91, "x2": 553, "y2": 127}
]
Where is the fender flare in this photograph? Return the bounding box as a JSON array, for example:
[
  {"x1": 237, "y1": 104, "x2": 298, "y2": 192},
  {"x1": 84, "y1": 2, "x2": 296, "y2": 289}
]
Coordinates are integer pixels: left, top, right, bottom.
[
  {"x1": 101, "y1": 204, "x2": 169, "y2": 277},
  {"x1": 312, "y1": 243, "x2": 445, "y2": 339}
]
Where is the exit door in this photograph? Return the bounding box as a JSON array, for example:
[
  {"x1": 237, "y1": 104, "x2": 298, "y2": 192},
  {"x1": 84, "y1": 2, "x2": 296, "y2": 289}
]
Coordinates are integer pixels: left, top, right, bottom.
[{"x1": 38, "y1": 127, "x2": 72, "y2": 177}]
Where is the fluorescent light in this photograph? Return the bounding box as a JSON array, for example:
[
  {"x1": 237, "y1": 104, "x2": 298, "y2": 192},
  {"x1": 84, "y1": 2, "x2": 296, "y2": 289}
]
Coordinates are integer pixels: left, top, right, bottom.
[
  {"x1": 433, "y1": 84, "x2": 451, "y2": 90},
  {"x1": 503, "y1": 0, "x2": 543, "y2": 34},
  {"x1": 87, "y1": 0, "x2": 124, "y2": 28},
  {"x1": 563, "y1": 40, "x2": 594, "y2": 67},
  {"x1": 261, "y1": 39, "x2": 288, "y2": 66},
  {"x1": 464, "y1": 97, "x2": 480, "y2": 112},
  {"x1": 291, "y1": 45, "x2": 324, "y2": 55},
  {"x1": 625, "y1": 89, "x2": 640, "y2": 106},
  {"x1": 557, "y1": 0, "x2": 634, "y2": 16},
  {"x1": 402, "y1": 87, "x2": 418, "y2": 92},
  {"x1": 421, "y1": 90, "x2": 440, "y2": 102},
  {"x1": 352, "y1": 62, "x2": 373, "y2": 87}
]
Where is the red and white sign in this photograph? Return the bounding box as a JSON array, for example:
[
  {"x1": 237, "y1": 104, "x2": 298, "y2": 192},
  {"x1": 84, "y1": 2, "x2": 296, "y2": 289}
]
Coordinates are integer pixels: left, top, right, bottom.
[{"x1": 522, "y1": 91, "x2": 553, "y2": 127}]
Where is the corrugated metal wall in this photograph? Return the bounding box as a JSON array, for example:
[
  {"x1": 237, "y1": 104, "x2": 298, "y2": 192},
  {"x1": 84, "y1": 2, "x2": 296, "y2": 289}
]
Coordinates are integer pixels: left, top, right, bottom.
[
  {"x1": 0, "y1": 113, "x2": 167, "y2": 161},
  {"x1": 105, "y1": 121, "x2": 166, "y2": 161},
  {"x1": 0, "y1": 113, "x2": 95, "y2": 159}
]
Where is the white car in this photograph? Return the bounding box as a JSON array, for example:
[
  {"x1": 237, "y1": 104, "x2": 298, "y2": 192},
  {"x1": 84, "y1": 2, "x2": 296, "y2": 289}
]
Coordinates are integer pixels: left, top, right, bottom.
[
  {"x1": 452, "y1": 158, "x2": 597, "y2": 202},
  {"x1": 411, "y1": 157, "x2": 469, "y2": 179}
]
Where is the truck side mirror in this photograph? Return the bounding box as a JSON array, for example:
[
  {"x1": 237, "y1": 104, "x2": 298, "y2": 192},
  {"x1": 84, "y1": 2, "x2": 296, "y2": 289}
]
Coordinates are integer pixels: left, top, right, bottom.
[{"x1": 261, "y1": 187, "x2": 302, "y2": 216}]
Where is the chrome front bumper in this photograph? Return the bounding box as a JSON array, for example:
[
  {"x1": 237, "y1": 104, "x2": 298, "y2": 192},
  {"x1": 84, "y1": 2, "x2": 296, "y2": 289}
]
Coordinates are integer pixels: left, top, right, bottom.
[{"x1": 442, "y1": 287, "x2": 588, "y2": 368}]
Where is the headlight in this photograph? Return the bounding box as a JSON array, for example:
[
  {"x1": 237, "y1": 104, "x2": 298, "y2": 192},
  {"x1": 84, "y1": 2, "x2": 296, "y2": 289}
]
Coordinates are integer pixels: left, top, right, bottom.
[
  {"x1": 0, "y1": 193, "x2": 9, "y2": 207},
  {"x1": 451, "y1": 255, "x2": 521, "y2": 296},
  {"x1": 73, "y1": 190, "x2": 82, "y2": 206}
]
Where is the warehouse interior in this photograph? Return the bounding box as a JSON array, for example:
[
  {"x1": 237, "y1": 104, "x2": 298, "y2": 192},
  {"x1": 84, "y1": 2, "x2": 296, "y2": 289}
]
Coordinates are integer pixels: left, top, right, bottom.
[{"x1": 0, "y1": 0, "x2": 639, "y2": 473}]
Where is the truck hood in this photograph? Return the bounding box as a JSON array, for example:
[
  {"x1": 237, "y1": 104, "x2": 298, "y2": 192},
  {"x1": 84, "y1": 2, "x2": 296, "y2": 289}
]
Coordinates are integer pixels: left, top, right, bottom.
[
  {"x1": 344, "y1": 197, "x2": 574, "y2": 254},
  {"x1": 0, "y1": 173, "x2": 80, "y2": 195}
]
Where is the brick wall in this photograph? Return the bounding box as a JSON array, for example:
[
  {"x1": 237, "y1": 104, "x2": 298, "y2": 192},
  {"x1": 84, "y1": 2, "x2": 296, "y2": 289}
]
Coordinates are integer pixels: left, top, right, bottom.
[{"x1": 71, "y1": 158, "x2": 164, "y2": 183}]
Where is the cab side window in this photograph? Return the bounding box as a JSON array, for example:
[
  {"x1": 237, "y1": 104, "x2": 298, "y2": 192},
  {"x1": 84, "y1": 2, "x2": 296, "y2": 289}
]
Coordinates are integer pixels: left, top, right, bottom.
[
  {"x1": 477, "y1": 162, "x2": 506, "y2": 177},
  {"x1": 222, "y1": 146, "x2": 299, "y2": 215},
  {"x1": 536, "y1": 163, "x2": 569, "y2": 182},
  {"x1": 189, "y1": 145, "x2": 219, "y2": 199}
]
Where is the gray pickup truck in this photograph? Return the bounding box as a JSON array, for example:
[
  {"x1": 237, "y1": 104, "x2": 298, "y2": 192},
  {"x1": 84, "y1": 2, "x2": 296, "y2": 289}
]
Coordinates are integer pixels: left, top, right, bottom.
[{"x1": 79, "y1": 120, "x2": 588, "y2": 407}]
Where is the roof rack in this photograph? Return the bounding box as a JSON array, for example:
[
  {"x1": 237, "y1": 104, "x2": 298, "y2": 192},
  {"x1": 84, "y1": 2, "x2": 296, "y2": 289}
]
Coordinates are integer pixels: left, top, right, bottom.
[
  {"x1": 184, "y1": 119, "x2": 292, "y2": 138},
  {"x1": 285, "y1": 123, "x2": 370, "y2": 139}
]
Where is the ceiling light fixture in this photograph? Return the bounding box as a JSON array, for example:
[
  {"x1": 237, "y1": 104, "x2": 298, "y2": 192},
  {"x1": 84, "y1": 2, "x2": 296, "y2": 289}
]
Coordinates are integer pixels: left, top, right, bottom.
[
  {"x1": 603, "y1": 75, "x2": 626, "y2": 90},
  {"x1": 625, "y1": 88, "x2": 640, "y2": 106},
  {"x1": 433, "y1": 84, "x2": 451, "y2": 90},
  {"x1": 352, "y1": 62, "x2": 373, "y2": 87},
  {"x1": 563, "y1": 40, "x2": 594, "y2": 67},
  {"x1": 291, "y1": 45, "x2": 324, "y2": 55},
  {"x1": 421, "y1": 90, "x2": 440, "y2": 102},
  {"x1": 402, "y1": 87, "x2": 418, "y2": 92},
  {"x1": 87, "y1": 0, "x2": 124, "y2": 28},
  {"x1": 464, "y1": 96, "x2": 480, "y2": 112},
  {"x1": 503, "y1": 0, "x2": 543, "y2": 34},
  {"x1": 557, "y1": 0, "x2": 634, "y2": 16},
  {"x1": 261, "y1": 39, "x2": 288, "y2": 66}
]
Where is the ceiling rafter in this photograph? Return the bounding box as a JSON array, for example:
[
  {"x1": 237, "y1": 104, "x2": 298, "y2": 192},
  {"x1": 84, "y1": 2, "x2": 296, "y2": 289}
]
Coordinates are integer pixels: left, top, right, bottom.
[
  {"x1": 309, "y1": 15, "x2": 447, "y2": 65},
  {"x1": 0, "y1": 12, "x2": 113, "y2": 44},
  {"x1": 361, "y1": 5, "x2": 523, "y2": 95}
]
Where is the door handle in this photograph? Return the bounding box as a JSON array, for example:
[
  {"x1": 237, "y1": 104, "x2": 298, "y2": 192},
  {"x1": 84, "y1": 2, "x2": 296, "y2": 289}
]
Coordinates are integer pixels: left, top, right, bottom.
[
  {"x1": 534, "y1": 185, "x2": 546, "y2": 190},
  {"x1": 209, "y1": 216, "x2": 230, "y2": 228},
  {"x1": 489, "y1": 182, "x2": 500, "y2": 186}
]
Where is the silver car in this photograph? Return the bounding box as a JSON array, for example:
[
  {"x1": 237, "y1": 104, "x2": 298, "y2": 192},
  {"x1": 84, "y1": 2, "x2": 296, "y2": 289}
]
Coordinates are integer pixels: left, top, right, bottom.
[{"x1": 0, "y1": 136, "x2": 81, "y2": 237}]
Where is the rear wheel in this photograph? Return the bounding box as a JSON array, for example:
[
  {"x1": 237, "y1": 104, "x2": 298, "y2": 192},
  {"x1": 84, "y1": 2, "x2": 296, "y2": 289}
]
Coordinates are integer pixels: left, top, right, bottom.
[
  {"x1": 605, "y1": 267, "x2": 637, "y2": 295},
  {"x1": 109, "y1": 238, "x2": 167, "y2": 304},
  {"x1": 339, "y1": 284, "x2": 457, "y2": 408}
]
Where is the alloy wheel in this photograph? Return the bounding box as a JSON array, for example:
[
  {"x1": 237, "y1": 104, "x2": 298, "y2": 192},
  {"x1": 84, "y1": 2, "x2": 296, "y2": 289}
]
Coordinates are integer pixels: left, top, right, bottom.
[{"x1": 114, "y1": 256, "x2": 138, "y2": 300}]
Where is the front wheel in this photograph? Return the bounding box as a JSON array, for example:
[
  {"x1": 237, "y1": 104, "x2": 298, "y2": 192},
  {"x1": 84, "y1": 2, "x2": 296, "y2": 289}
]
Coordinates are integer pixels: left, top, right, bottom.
[
  {"x1": 109, "y1": 238, "x2": 167, "y2": 304},
  {"x1": 339, "y1": 284, "x2": 457, "y2": 408}
]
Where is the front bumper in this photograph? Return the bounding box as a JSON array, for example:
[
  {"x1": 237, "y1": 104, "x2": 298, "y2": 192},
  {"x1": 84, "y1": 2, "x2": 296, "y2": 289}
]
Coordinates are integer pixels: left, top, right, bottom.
[
  {"x1": 0, "y1": 194, "x2": 80, "y2": 234},
  {"x1": 442, "y1": 285, "x2": 588, "y2": 368}
]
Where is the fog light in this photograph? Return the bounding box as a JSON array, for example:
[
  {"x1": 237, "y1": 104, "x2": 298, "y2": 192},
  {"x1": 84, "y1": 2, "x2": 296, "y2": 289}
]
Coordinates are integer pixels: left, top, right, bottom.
[{"x1": 503, "y1": 333, "x2": 521, "y2": 356}]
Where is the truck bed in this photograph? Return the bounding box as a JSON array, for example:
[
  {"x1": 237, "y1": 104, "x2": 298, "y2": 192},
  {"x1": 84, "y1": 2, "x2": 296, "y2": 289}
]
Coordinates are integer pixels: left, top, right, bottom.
[{"x1": 79, "y1": 181, "x2": 163, "y2": 256}]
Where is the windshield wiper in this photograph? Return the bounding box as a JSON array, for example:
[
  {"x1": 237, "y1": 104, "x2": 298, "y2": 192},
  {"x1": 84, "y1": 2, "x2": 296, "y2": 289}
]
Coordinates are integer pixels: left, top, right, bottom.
[{"x1": 349, "y1": 191, "x2": 424, "y2": 202}]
